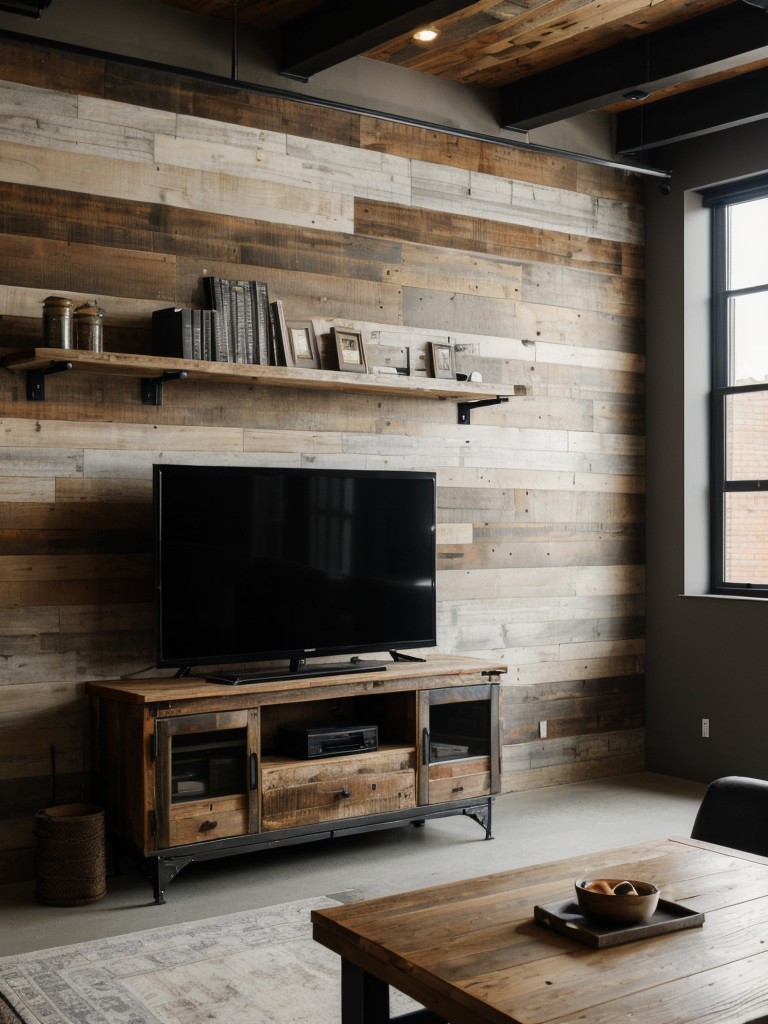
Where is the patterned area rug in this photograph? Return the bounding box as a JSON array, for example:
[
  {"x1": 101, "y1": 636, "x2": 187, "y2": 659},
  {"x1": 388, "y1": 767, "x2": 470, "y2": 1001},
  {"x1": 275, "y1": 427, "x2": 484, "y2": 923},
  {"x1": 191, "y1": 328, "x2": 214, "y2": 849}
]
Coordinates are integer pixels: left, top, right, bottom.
[{"x1": 0, "y1": 895, "x2": 417, "y2": 1024}]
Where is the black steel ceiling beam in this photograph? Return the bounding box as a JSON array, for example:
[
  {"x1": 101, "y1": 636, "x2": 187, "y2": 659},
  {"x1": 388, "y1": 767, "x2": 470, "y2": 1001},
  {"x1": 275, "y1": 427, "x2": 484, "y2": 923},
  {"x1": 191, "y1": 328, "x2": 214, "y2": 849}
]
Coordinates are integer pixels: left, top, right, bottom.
[
  {"x1": 500, "y1": 2, "x2": 768, "y2": 130},
  {"x1": 279, "y1": 0, "x2": 478, "y2": 81},
  {"x1": 616, "y1": 63, "x2": 768, "y2": 153}
]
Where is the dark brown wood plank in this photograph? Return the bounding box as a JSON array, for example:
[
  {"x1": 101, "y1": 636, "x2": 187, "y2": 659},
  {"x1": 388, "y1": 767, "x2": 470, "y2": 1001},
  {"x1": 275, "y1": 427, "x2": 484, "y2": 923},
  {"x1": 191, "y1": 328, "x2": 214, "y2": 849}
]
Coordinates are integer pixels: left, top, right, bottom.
[
  {"x1": 0, "y1": 233, "x2": 175, "y2": 301},
  {"x1": 355, "y1": 197, "x2": 644, "y2": 276}
]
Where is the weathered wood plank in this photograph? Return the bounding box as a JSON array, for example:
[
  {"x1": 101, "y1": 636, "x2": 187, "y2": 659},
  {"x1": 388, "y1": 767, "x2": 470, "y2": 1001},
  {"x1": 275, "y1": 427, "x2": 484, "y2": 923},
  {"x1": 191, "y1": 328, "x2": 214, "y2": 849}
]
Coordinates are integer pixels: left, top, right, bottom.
[
  {"x1": 0, "y1": 501, "x2": 149, "y2": 530},
  {"x1": 0, "y1": 416, "x2": 245, "y2": 452},
  {"x1": 444, "y1": 555, "x2": 643, "y2": 596},
  {"x1": 355, "y1": 198, "x2": 643, "y2": 276},
  {"x1": 0, "y1": 139, "x2": 355, "y2": 233},
  {"x1": 0, "y1": 577, "x2": 150, "y2": 610},
  {"x1": 0, "y1": 553, "x2": 150, "y2": 582},
  {"x1": 509, "y1": 651, "x2": 645, "y2": 687},
  {"x1": 502, "y1": 674, "x2": 645, "y2": 743},
  {"x1": 501, "y1": 729, "x2": 646, "y2": 791},
  {"x1": 0, "y1": 232, "x2": 175, "y2": 301},
  {"x1": 437, "y1": 535, "x2": 644, "y2": 570}
]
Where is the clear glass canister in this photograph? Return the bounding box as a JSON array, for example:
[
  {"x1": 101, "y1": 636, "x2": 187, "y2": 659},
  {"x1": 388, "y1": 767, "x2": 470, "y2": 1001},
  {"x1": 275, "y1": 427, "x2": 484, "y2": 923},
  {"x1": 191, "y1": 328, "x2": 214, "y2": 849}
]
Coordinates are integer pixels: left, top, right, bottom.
[
  {"x1": 42, "y1": 295, "x2": 74, "y2": 349},
  {"x1": 73, "y1": 302, "x2": 104, "y2": 352}
]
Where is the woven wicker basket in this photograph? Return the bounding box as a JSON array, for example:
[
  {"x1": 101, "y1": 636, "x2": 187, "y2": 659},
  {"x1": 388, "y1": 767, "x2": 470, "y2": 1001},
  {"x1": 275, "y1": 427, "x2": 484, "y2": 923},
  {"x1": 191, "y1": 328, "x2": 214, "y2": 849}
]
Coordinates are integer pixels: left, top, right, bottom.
[{"x1": 34, "y1": 803, "x2": 106, "y2": 906}]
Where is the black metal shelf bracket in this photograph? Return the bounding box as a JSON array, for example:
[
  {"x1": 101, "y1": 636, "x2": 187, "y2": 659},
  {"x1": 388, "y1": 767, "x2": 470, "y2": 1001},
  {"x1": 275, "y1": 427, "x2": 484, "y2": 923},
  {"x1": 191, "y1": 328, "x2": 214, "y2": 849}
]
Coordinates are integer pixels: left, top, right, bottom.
[
  {"x1": 140, "y1": 370, "x2": 189, "y2": 406},
  {"x1": 25, "y1": 360, "x2": 74, "y2": 401},
  {"x1": 457, "y1": 395, "x2": 508, "y2": 425}
]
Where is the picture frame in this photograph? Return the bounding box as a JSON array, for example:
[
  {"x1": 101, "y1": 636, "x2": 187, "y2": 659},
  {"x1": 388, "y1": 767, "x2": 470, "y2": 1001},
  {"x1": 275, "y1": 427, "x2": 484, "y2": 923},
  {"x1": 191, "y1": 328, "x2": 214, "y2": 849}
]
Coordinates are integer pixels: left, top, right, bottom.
[
  {"x1": 333, "y1": 327, "x2": 368, "y2": 373},
  {"x1": 285, "y1": 320, "x2": 321, "y2": 369},
  {"x1": 430, "y1": 341, "x2": 455, "y2": 380}
]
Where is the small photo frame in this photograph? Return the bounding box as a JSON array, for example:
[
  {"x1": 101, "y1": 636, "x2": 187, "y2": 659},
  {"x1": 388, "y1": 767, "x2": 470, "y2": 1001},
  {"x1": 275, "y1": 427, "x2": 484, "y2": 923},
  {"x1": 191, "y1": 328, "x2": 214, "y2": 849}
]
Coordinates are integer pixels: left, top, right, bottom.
[
  {"x1": 286, "y1": 320, "x2": 321, "y2": 369},
  {"x1": 430, "y1": 342, "x2": 455, "y2": 380},
  {"x1": 333, "y1": 328, "x2": 368, "y2": 373}
]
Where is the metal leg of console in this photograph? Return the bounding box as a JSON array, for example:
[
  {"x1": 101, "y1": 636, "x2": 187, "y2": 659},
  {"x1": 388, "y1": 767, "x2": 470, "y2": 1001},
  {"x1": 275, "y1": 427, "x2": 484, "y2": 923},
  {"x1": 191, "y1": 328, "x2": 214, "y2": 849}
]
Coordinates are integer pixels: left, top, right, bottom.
[
  {"x1": 149, "y1": 854, "x2": 195, "y2": 905},
  {"x1": 463, "y1": 797, "x2": 493, "y2": 839}
]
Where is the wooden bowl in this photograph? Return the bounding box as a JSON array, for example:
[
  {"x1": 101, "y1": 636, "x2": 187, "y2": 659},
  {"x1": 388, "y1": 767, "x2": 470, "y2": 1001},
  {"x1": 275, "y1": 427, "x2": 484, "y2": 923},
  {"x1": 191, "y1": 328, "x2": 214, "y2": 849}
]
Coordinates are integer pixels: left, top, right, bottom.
[{"x1": 575, "y1": 878, "x2": 660, "y2": 924}]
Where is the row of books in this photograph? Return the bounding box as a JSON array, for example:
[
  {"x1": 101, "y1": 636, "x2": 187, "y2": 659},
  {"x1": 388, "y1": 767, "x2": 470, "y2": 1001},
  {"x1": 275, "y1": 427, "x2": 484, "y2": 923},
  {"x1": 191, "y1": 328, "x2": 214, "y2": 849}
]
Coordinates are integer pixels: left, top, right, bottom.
[{"x1": 152, "y1": 277, "x2": 291, "y2": 365}]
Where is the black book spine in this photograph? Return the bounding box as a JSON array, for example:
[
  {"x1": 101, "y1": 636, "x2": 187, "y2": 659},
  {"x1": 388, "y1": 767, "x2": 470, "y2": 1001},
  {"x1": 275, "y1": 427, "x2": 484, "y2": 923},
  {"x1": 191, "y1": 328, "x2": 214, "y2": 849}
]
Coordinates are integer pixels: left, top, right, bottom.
[
  {"x1": 253, "y1": 281, "x2": 270, "y2": 366},
  {"x1": 215, "y1": 278, "x2": 233, "y2": 362},
  {"x1": 151, "y1": 307, "x2": 193, "y2": 359},
  {"x1": 191, "y1": 309, "x2": 202, "y2": 361}
]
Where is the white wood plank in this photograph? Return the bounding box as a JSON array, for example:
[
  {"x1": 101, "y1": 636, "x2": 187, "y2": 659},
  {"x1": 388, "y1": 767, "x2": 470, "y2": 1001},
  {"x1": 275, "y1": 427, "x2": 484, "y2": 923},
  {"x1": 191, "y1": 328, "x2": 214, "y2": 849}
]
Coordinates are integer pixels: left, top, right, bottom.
[
  {"x1": 522, "y1": 263, "x2": 642, "y2": 319},
  {"x1": 0, "y1": 82, "x2": 153, "y2": 162},
  {"x1": 437, "y1": 564, "x2": 644, "y2": 600},
  {"x1": 155, "y1": 129, "x2": 412, "y2": 204},
  {"x1": 242, "y1": 429, "x2": 345, "y2": 455},
  {"x1": 174, "y1": 112, "x2": 287, "y2": 156},
  {"x1": 81, "y1": 449, "x2": 300, "y2": 479},
  {"x1": 437, "y1": 523, "x2": 473, "y2": 545},
  {"x1": 0, "y1": 417, "x2": 245, "y2": 453},
  {"x1": 0, "y1": 476, "x2": 55, "y2": 502},
  {"x1": 78, "y1": 95, "x2": 178, "y2": 134},
  {"x1": 435, "y1": 465, "x2": 644, "y2": 494},
  {"x1": 0, "y1": 447, "x2": 84, "y2": 477},
  {"x1": 410, "y1": 160, "x2": 641, "y2": 243},
  {"x1": 510, "y1": 653, "x2": 645, "y2": 686},
  {"x1": 0, "y1": 140, "x2": 354, "y2": 232}
]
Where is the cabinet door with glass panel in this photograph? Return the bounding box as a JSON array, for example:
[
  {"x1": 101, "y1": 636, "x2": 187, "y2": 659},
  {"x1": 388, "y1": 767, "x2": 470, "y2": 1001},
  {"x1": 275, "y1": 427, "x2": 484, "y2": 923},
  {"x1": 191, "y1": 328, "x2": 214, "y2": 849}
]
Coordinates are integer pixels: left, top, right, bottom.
[
  {"x1": 418, "y1": 683, "x2": 500, "y2": 805},
  {"x1": 154, "y1": 710, "x2": 259, "y2": 849}
]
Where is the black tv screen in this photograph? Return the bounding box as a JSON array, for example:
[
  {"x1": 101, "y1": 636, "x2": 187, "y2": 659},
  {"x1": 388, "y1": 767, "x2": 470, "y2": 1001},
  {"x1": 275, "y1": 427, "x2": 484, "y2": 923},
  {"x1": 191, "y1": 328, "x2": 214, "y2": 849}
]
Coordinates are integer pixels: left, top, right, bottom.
[{"x1": 154, "y1": 464, "x2": 437, "y2": 675}]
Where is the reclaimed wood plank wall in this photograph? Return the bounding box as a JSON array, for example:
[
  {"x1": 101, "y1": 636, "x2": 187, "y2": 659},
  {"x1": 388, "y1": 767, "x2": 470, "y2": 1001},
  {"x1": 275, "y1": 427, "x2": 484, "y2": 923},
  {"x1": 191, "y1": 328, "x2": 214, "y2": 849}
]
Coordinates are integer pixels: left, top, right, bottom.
[{"x1": 0, "y1": 38, "x2": 645, "y2": 881}]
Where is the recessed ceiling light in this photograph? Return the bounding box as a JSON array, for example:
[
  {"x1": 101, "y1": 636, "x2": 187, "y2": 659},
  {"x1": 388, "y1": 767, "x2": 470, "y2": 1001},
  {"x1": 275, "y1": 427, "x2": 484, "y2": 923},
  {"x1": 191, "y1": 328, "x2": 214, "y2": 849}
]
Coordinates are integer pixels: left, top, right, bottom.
[{"x1": 413, "y1": 27, "x2": 439, "y2": 42}]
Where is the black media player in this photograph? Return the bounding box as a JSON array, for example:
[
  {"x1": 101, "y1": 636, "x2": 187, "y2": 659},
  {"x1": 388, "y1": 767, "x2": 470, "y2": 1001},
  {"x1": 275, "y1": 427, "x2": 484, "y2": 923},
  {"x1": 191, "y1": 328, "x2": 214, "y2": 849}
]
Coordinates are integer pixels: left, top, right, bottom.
[{"x1": 277, "y1": 724, "x2": 378, "y2": 759}]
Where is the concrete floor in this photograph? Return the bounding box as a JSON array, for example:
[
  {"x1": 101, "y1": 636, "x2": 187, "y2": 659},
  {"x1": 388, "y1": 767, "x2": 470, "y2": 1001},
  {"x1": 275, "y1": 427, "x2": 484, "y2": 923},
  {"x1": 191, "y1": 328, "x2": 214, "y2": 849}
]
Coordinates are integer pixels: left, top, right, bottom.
[{"x1": 0, "y1": 772, "x2": 706, "y2": 957}]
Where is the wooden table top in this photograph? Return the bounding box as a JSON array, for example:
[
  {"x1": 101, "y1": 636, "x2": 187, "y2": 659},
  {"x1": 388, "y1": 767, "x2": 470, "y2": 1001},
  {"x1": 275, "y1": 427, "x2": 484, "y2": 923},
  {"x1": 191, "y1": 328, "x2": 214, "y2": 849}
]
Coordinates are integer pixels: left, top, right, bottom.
[{"x1": 311, "y1": 837, "x2": 768, "y2": 1024}]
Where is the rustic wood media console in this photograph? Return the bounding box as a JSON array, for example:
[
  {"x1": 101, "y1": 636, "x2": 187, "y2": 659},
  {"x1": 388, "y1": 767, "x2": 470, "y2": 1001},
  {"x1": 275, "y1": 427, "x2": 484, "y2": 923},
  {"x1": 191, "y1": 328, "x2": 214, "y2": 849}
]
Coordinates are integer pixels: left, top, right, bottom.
[{"x1": 87, "y1": 655, "x2": 506, "y2": 903}]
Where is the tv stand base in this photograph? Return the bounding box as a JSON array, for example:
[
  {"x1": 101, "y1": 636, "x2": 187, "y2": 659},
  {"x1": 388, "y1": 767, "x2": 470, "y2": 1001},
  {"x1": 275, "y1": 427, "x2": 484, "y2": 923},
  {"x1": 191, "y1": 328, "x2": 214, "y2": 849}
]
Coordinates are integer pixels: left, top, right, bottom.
[
  {"x1": 204, "y1": 659, "x2": 388, "y2": 685},
  {"x1": 122, "y1": 797, "x2": 493, "y2": 905}
]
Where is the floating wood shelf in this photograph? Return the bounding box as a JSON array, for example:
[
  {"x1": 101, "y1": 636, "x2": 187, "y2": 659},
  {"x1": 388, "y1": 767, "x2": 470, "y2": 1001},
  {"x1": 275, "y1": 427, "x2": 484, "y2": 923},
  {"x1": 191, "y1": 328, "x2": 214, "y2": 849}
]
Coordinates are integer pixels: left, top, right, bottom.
[{"x1": 2, "y1": 348, "x2": 526, "y2": 423}]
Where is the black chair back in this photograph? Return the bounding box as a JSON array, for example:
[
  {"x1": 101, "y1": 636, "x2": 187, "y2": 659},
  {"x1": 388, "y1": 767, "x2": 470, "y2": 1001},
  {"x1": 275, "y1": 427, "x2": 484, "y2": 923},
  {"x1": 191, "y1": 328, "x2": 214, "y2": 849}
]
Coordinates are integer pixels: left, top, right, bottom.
[{"x1": 691, "y1": 775, "x2": 768, "y2": 857}]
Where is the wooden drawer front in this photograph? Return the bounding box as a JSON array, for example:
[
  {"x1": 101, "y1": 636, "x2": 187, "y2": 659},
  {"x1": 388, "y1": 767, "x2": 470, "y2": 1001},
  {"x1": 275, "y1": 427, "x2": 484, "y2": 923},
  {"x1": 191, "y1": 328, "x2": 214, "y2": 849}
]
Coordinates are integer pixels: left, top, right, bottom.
[
  {"x1": 428, "y1": 757, "x2": 492, "y2": 804},
  {"x1": 168, "y1": 795, "x2": 248, "y2": 846},
  {"x1": 261, "y1": 748, "x2": 416, "y2": 831}
]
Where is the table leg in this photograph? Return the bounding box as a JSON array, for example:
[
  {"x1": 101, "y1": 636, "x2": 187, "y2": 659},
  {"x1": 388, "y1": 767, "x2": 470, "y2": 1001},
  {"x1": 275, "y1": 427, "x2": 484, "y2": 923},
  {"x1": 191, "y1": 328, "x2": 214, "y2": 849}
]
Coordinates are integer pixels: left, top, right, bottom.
[
  {"x1": 340, "y1": 959, "x2": 447, "y2": 1024},
  {"x1": 341, "y1": 959, "x2": 390, "y2": 1024}
]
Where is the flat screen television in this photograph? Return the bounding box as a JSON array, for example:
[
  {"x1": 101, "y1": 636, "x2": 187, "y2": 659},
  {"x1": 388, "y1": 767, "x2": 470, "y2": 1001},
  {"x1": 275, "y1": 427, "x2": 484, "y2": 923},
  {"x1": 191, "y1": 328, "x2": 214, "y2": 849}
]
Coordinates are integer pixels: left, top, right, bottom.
[{"x1": 153, "y1": 464, "x2": 437, "y2": 682}]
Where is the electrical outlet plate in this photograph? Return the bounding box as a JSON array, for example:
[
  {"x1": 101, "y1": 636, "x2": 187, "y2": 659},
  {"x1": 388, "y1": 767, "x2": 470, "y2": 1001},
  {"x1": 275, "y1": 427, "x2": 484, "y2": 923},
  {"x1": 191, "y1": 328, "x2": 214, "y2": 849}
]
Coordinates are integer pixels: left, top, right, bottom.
[
  {"x1": 702, "y1": 718, "x2": 709, "y2": 738},
  {"x1": 539, "y1": 720, "x2": 547, "y2": 739}
]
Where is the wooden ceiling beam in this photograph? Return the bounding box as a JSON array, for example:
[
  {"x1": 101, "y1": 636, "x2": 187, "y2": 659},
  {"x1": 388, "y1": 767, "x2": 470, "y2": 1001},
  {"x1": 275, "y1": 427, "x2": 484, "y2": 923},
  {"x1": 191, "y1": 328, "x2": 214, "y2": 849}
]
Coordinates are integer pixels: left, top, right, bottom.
[
  {"x1": 499, "y1": 2, "x2": 768, "y2": 130},
  {"x1": 279, "y1": 0, "x2": 479, "y2": 81},
  {"x1": 615, "y1": 62, "x2": 768, "y2": 153}
]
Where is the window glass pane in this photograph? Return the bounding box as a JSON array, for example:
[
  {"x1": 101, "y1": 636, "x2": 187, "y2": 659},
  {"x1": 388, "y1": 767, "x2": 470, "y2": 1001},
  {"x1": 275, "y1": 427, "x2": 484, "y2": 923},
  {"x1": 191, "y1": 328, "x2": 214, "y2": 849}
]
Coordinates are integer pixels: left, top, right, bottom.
[
  {"x1": 724, "y1": 492, "x2": 768, "y2": 585},
  {"x1": 729, "y1": 196, "x2": 768, "y2": 290},
  {"x1": 725, "y1": 390, "x2": 768, "y2": 479},
  {"x1": 729, "y1": 291, "x2": 768, "y2": 385}
]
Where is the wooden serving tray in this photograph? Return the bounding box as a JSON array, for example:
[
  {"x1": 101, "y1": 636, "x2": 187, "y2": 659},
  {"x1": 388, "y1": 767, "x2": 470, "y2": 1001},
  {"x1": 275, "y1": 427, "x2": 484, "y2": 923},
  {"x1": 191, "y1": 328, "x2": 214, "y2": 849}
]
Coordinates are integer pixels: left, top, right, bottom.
[{"x1": 534, "y1": 898, "x2": 705, "y2": 948}]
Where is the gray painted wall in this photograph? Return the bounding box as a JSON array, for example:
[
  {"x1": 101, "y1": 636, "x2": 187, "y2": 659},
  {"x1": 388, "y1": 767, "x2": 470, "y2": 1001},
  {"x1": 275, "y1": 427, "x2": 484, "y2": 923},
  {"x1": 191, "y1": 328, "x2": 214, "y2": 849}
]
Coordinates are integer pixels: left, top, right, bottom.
[{"x1": 646, "y1": 123, "x2": 768, "y2": 783}]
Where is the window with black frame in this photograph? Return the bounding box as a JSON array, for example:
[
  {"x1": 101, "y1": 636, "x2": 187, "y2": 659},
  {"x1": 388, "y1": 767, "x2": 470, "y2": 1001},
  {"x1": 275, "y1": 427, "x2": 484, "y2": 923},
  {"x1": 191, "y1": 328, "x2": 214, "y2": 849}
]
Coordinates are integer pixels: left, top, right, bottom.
[{"x1": 705, "y1": 177, "x2": 768, "y2": 595}]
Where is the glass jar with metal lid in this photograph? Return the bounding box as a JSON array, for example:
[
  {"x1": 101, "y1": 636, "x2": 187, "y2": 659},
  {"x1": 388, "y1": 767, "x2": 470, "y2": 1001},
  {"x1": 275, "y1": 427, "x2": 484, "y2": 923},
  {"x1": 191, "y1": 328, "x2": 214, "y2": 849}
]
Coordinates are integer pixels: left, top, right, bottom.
[
  {"x1": 42, "y1": 295, "x2": 75, "y2": 349},
  {"x1": 73, "y1": 301, "x2": 104, "y2": 352}
]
